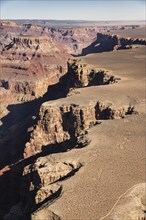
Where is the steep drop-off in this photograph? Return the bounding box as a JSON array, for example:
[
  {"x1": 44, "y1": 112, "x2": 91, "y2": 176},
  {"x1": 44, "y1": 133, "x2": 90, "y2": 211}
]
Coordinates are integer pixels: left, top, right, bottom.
[
  {"x1": 81, "y1": 33, "x2": 146, "y2": 55},
  {"x1": 0, "y1": 35, "x2": 68, "y2": 99}
]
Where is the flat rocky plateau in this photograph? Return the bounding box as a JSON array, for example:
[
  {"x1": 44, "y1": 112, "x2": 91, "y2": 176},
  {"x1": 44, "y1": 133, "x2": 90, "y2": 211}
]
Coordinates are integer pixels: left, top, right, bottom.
[{"x1": 47, "y1": 46, "x2": 146, "y2": 220}]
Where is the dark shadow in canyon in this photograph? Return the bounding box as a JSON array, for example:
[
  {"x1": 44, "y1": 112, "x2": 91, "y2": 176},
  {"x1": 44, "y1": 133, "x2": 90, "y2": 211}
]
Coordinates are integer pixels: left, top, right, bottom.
[
  {"x1": 0, "y1": 61, "x2": 135, "y2": 219},
  {"x1": 0, "y1": 63, "x2": 110, "y2": 169},
  {"x1": 0, "y1": 138, "x2": 83, "y2": 219},
  {"x1": 72, "y1": 34, "x2": 146, "y2": 57},
  {"x1": 0, "y1": 163, "x2": 63, "y2": 220},
  {"x1": 0, "y1": 71, "x2": 82, "y2": 219},
  {"x1": 0, "y1": 72, "x2": 71, "y2": 169}
]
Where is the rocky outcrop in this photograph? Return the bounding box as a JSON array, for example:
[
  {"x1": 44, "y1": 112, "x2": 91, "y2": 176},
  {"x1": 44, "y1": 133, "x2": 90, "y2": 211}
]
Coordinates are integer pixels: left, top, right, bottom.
[
  {"x1": 23, "y1": 157, "x2": 82, "y2": 189},
  {"x1": 101, "y1": 183, "x2": 146, "y2": 220},
  {"x1": 81, "y1": 33, "x2": 146, "y2": 55},
  {"x1": 35, "y1": 184, "x2": 61, "y2": 205},
  {"x1": 3, "y1": 182, "x2": 61, "y2": 219},
  {"x1": 24, "y1": 100, "x2": 135, "y2": 158},
  {"x1": 62, "y1": 59, "x2": 119, "y2": 88},
  {"x1": 0, "y1": 88, "x2": 12, "y2": 121},
  {"x1": 0, "y1": 153, "x2": 82, "y2": 220},
  {"x1": 16, "y1": 157, "x2": 81, "y2": 218},
  {"x1": 32, "y1": 209, "x2": 61, "y2": 220},
  {"x1": 21, "y1": 59, "x2": 123, "y2": 158}
]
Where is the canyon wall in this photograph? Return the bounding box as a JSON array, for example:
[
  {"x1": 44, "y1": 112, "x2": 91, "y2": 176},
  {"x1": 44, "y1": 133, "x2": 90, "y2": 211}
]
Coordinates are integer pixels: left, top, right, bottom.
[
  {"x1": 24, "y1": 100, "x2": 134, "y2": 159},
  {"x1": 81, "y1": 32, "x2": 146, "y2": 55},
  {"x1": 0, "y1": 34, "x2": 69, "y2": 97}
]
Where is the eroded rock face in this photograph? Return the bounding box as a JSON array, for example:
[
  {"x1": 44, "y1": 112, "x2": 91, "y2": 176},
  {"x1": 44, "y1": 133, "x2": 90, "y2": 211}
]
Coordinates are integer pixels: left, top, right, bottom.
[
  {"x1": 0, "y1": 35, "x2": 68, "y2": 101},
  {"x1": 24, "y1": 100, "x2": 135, "y2": 158},
  {"x1": 19, "y1": 157, "x2": 82, "y2": 214},
  {"x1": 81, "y1": 33, "x2": 146, "y2": 55},
  {"x1": 35, "y1": 184, "x2": 61, "y2": 205},
  {"x1": 1, "y1": 35, "x2": 67, "y2": 60},
  {"x1": 101, "y1": 183, "x2": 146, "y2": 220},
  {"x1": 48, "y1": 27, "x2": 99, "y2": 55},
  {"x1": 0, "y1": 156, "x2": 81, "y2": 219},
  {"x1": 23, "y1": 157, "x2": 82, "y2": 188},
  {"x1": 32, "y1": 209, "x2": 61, "y2": 220},
  {"x1": 0, "y1": 88, "x2": 11, "y2": 121},
  {"x1": 63, "y1": 59, "x2": 118, "y2": 88}
]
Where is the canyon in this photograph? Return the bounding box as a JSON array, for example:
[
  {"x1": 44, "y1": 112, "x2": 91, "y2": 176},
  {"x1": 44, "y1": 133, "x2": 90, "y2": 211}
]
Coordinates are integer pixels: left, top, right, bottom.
[{"x1": 0, "y1": 20, "x2": 145, "y2": 220}]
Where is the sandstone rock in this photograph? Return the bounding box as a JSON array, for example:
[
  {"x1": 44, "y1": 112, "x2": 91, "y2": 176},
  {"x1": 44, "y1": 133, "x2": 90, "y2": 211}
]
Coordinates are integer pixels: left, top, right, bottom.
[
  {"x1": 35, "y1": 184, "x2": 61, "y2": 205},
  {"x1": 24, "y1": 99, "x2": 134, "y2": 158},
  {"x1": 20, "y1": 157, "x2": 81, "y2": 212},
  {"x1": 23, "y1": 102, "x2": 96, "y2": 157},
  {"x1": 61, "y1": 58, "x2": 118, "y2": 89},
  {"x1": 32, "y1": 209, "x2": 61, "y2": 220},
  {"x1": 23, "y1": 157, "x2": 82, "y2": 188}
]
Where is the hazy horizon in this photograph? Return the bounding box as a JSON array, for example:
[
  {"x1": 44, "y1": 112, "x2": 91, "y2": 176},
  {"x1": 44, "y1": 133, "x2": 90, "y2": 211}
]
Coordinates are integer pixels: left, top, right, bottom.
[
  {"x1": 2, "y1": 19, "x2": 146, "y2": 22},
  {"x1": 1, "y1": 0, "x2": 145, "y2": 21}
]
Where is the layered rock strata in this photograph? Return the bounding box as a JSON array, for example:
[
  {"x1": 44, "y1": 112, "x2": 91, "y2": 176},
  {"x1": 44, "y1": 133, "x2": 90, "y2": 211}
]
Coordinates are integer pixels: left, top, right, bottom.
[
  {"x1": 0, "y1": 35, "x2": 68, "y2": 101},
  {"x1": 62, "y1": 58, "x2": 119, "y2": 88},
  {"x1": 24, "y1": 101, "x2": 135, "y2": 158}
]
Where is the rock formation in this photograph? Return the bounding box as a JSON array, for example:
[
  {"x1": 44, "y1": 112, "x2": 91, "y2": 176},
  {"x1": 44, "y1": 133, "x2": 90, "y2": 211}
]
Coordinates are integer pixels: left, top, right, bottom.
[
  {"x1": 0, "y1": 35, "x2": 68, "y2": 100},
  {"x1": 81, "y1": 33, "x2": 146, "y2": 55},
  {"x1": 23, "y1": 157, "x2": 82, "y2": 189},
  {"x1": 24, "y1": 100, "x2": 135, "y2": 158},
  {"x1": 32, "y1": 209, "x2": 61, "y2": 220},
  {"x1": 62, "y1": 58, "x2": 119, "y2": 88},
  {"x1": 47, "y1": 27, "x2": 98, "y2": 54}
]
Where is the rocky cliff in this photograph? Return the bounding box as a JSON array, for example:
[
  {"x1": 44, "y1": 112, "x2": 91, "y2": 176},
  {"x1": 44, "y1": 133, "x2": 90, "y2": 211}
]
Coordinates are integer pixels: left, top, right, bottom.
[
  {"x1": 1, "y1": 36, "x2": 66, "y2": 60},
  {"x1": 1, "y1": 21, "x2": 145, "y2": 57},
  {"x1": 47, "y1": 27, "x2": 98, "y2": 55},
  {"x1": 24, "y1": 100, "x2": 135, "y2": 158},
  {"x1": 0, "y1": 34, "x2": 69, "y2": 103},
  {"x1": 81, "y1": 33, "x2": 146, "y2": 55},
  {"x1": 21, "y1": 58, "x2": 121, "y2": 158},
  {"x1": 62, "y1": 58, "x2": 118, "y2": 88}
]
